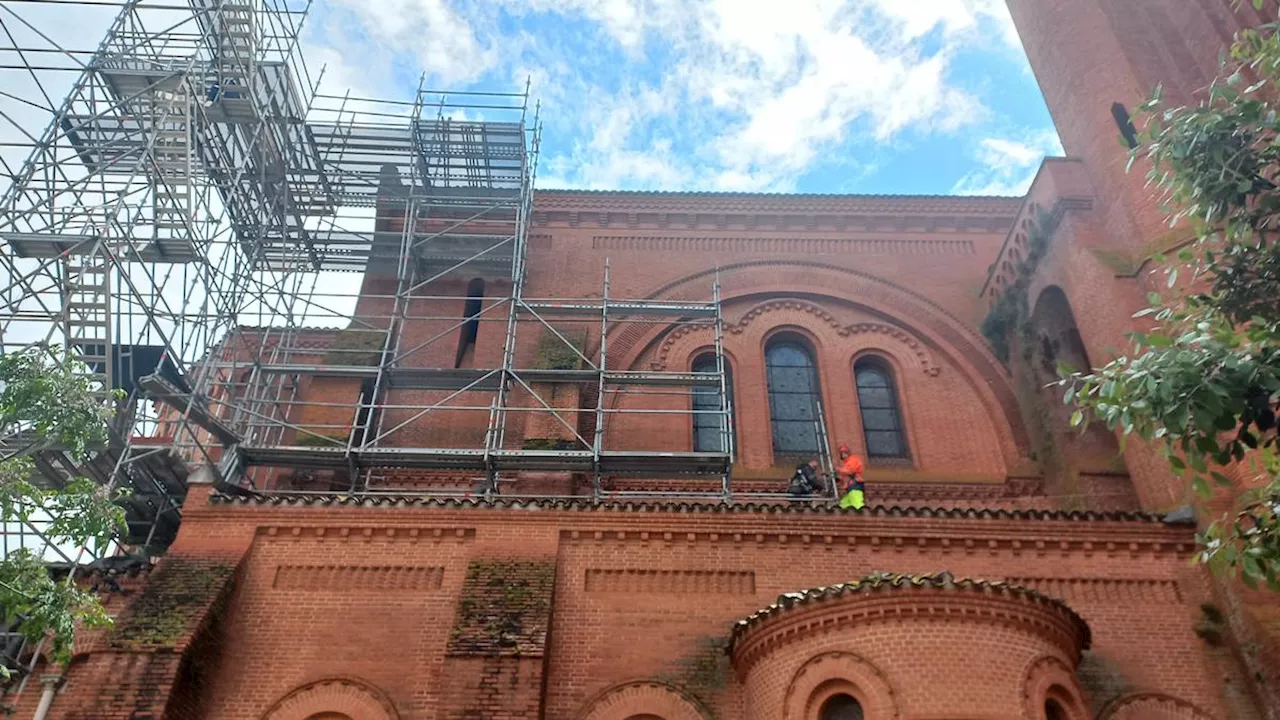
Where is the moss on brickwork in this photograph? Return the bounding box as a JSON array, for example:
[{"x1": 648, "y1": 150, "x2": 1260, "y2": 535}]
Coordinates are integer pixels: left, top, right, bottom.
[
  {"x1": 654, "y1": 634, "x2": 731, "y2": 717},
  {"x1": 294, "y1": 429, "x2": 350, "y2": 447},
  {"x1": 448, "y1": 559, "x2": 555, "y2": 658},
  {"x1": 521, "y1": 438, "x2": 577, "y2": 451},
  {"x1": 109, "y1": 559, "x2": 234, "y2": 650},
  {"x1": 1075, "y1": 651, "x2": 1132, "y2": 712},
  {"x1": 532, "y1": 328, "x2": 586, "y2": 370},
  {"x1": 981, "y1": 206, "x2": 1053, "y2": 364},
  {"x1": 323, "y1": 328, "x2": 388, "y2": 366}
]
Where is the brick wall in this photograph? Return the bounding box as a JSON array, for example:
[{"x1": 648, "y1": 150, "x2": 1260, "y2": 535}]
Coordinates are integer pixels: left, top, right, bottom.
[{"x1": 34, "y1": 497, "x2": 1258, "y2": 719}]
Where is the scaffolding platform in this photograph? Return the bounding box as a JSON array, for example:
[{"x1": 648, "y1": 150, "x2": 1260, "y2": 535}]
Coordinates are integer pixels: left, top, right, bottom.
[
  {"x1": 252, "y1": 365, "x2": 722, "y2": 389},
  {"x1": 236, "y1": 444, "x2": 730, "y2": 477}
]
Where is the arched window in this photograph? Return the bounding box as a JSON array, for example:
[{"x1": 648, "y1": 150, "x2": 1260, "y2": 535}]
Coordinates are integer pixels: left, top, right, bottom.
[
  {"x1": 765, "y1": 339, "x2": 823, "y2": 457},
  {"x1": 692, "y1": 353, "x2": 734, "y2": 453},
  {"x1": 854, "y1": 358, "x2": 907, "y2": 459},
  {"x1": 820, "y1": 694, "x2": 864, "y2": 720}
]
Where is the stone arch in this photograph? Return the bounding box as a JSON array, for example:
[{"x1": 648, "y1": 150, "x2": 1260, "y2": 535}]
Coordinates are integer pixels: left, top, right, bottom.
[
  {"x1": 1021, "y1": 655, "x2": 1087, "y2": 720},
  {"x1": 782, "y1": 652, "x2": 899, "y2": 720},
  {"x1": 1097, "y1": 692, "x2": 1218, "y2": 720},
  {"x1": 606, "y1": 261, "x2": 1028, "y2": 457},
  {"x1": 577, "y1": 681, "x2": 710, "y2": 720},
  {"x1": 260, "y1": 678, "x2": 399, "y2": 720}
]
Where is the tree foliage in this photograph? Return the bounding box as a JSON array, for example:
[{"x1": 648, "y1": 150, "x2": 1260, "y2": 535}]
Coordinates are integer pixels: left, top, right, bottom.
[
  {"x1": 1062, "y1": 20, "x2": 1280, "y2": 590},
  {"x1": 0, "y1": 347, "x2": 124, "y2": 671}
]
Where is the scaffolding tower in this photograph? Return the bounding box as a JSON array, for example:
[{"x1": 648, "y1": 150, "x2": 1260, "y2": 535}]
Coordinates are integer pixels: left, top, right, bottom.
[{"x1": 0, "y1": 0, "x2": 735, "y2": 623}]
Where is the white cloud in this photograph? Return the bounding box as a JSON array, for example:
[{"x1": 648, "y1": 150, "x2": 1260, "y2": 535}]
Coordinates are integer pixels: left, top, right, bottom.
[
  {"x1": 951, "y1": 128, "x2": 1064, "y2": 196},
  {"x1": 481, "y1": 0, "x2": 1023, "y2": 191},
  {"x1": 0, "y1": 0, "x2": 1048, "y2": 199},
  {"x1": 324, "y1": 0, "x2": 496, "y2": 85}
]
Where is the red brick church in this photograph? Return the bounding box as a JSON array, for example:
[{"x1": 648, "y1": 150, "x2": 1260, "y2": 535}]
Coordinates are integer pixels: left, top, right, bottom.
[{"x1": 8, "y1": 1, "x2": 1280, "y2": 719}]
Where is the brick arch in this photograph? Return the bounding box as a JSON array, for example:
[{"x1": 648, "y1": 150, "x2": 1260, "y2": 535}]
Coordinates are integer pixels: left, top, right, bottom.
[
  {"x1": 1021, "y1": 655, "x2": 1087, "y2": 720},
  {"x1": 619, "y1": 291, "x2": 1024, "y2": 468},
  {"x1": 608, "y1": 261, "x2": 1027, "y2": 455},
  {"x1": 1097, "y1": 693, "x2": 1218, "y2": 720},
  {"x1": 781, "y1": 652, "x2": 899, "y2": 720},
  {"x1": 260, "y1": 678, "x2": 399, "y2": 720},
  {"x1": 576, "y1": 681, "x2": 710, "y2": 720},
  {"x1": 650, "y1": 299, "x2": 939, "y2": 377}
]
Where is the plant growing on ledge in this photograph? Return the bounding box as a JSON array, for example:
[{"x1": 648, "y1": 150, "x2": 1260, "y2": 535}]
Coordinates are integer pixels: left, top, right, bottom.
[
  {"x1": 1061, "y1": 20, "x2": 1280, "y2": 590},
  {"x1": 0, "y1": 347, "x2": 125, "y2": 675},
  {"x1": 980, "y1": 207, "x2": 1054, "y2": 364},
  {"x1": 322, "y1": 328, "x2": 389, "y2": 367}
]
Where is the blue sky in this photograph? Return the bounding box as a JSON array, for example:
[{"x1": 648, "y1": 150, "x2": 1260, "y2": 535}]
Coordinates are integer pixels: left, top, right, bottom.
[{"x1": 301, "y1": 0, "x2": 1063, "y2": 196}]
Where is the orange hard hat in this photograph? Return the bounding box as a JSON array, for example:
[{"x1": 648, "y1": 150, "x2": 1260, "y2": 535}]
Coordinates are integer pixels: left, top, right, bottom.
[{"x1": 838, "y1": 443, "x2": 851, "y2": 454}]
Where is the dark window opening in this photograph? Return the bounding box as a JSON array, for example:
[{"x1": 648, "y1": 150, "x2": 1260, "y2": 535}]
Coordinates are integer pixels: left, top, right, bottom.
[
  {"x1": 1045, "y1": 699, "x2": 1068, "y2": 720},
  {"x1": 820, "y1": 694, "x2": 864, "y2": 720},
  {"x1": 854, "y1": 358, "x2": 908, "y2": 459},
  {"x1": 454, "y1": 278, "x2": 485, "y2": 368},
  {"x1": 765, "y1": 339, "x2": 824, "y2": 458},
  {"x1": 353, "y1": 377, "x2": 379, "y2": 445},
  {"x1": 692, "y1": 353, "x2": 735, "y2": 453},
  {"x1": 1112, "y1": 102, "x2": 1139, "y2": 149}
]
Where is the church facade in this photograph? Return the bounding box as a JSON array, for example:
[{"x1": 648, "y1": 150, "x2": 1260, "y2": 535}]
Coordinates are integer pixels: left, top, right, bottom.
[{"x1": 15, "y1": 2, "x2": 1280, "y2": 719}]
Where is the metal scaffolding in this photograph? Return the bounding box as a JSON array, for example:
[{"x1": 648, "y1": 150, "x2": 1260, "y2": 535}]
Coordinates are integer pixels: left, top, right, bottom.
[{"x1": 0, "y1": 0, "x2": 736, "y2": 615}]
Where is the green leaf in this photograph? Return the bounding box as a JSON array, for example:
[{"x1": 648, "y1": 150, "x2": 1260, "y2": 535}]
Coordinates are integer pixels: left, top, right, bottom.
[{"x1": 1192, "y1": 476, "x2": 1211, "y2": 499}]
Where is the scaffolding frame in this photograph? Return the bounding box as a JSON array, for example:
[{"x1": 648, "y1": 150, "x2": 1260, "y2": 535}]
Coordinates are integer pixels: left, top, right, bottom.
[{"x1": 0, "y1": 0, "x2": 737, "y2": 613}]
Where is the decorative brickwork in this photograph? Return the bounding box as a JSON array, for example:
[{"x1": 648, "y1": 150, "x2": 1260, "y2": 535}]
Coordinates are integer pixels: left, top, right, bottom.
[
  {"x1": 1099, "y1": 692, "x2": 1218, "y2": 720},
  {"x1": 577, "y1": 681, "x2": 709, "y2": 720},
  {"x1": 261, "y1": 678, "x2": 400, "y2": 720},
  {"x1": 731, "y1": 572, "x2": 1091, "y2": 720},
  {"x1": 591, "y1": 234, "x2": 978, "y2": 255},
  {"x1": 584, "y1": 568, "x2": 755, "y2": 595},
  {"x1": 447, "y1": 559, "x2": 556, "y2": 657},
  {"x1": 272, "y1": 565, "x2": 445, "y2": 591}
]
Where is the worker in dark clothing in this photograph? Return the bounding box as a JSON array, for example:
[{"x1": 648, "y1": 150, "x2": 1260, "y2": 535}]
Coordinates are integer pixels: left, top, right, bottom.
[{"x1": 787, "y1": 459, "x2": 824, "y2": 499}]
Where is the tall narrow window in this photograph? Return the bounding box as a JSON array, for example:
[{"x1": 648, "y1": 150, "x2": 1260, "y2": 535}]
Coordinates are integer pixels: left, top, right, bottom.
[
  {"x1": 692, "y1": 353, "x2": 734, "y2": 452},
  {"x1": 454, "y1": 278, "x2": 484, "y2": 368},
  {"x1": 820, "y1": 694, "x2": 864, "y2": 720},
  {"x1": 854, "y1": 358, "x2": 908, "y2": 459},
  {"x1": 1111, "y1": 102, "x2": 1139, "y2": 149},
  {"x1": 765, "y1": 339, "x2": 823, "y2": 457}
]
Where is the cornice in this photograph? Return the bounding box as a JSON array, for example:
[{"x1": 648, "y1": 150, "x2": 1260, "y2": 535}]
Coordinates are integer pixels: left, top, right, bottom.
[
  {"x1": 534, "y1": 190, "x2": 1023, "y2": 215},
  {"x1": 210, "y1": 491, "x2": 1170, "y2": 523},
  {"x1": 532, "y1": 191, "x2": 1020, "y2": 234},
  {"x1": 201, "y1": 492, "x2": 1197, "y2": 557}
]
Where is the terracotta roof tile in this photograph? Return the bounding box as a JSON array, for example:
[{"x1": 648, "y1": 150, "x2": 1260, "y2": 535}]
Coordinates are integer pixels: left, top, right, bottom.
[
  {"x1": 207, "y1": 491, "x2": 1181, "y2": 524},
  {"x1": 728, "y1": 570, "x2": 1091, "y2": 651}
]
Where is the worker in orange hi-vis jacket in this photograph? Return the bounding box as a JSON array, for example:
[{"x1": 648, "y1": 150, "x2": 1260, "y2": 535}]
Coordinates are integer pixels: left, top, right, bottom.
[{"x1": 835, "y1": 443, "x2": 866, "y2": 509}]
